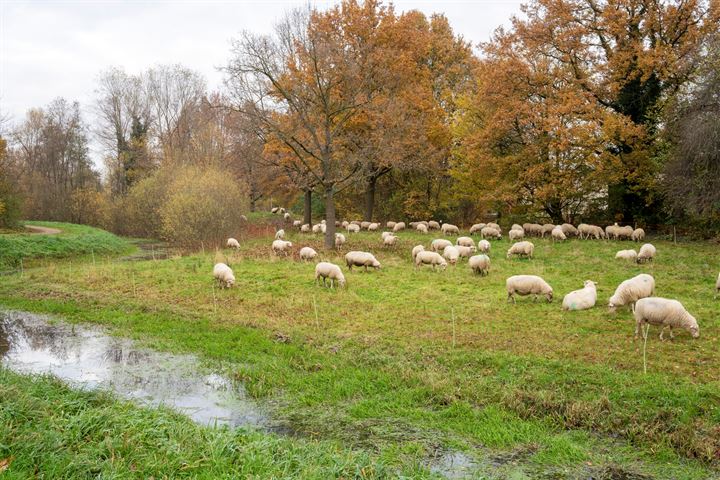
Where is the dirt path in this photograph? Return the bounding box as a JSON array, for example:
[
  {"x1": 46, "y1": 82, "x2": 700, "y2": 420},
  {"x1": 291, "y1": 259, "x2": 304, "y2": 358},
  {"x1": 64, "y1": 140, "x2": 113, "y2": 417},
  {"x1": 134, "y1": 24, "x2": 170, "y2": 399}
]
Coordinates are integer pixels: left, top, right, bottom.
[{"x1": 24, "y1": 225, "x2": 62, "y2": 235}]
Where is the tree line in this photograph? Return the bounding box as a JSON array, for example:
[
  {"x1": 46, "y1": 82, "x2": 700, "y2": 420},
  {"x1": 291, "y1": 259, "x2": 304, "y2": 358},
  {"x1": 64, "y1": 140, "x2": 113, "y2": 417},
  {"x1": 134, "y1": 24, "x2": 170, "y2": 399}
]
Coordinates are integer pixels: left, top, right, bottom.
[{"x1": 1, "y1": 0, "x2": 718, "y2": 245}]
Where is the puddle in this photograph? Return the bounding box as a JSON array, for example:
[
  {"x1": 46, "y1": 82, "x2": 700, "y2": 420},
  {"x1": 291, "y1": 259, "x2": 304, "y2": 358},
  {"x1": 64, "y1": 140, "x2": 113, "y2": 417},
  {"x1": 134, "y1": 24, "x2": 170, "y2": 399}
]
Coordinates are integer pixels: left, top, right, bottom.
[
  {"x1": 427, "y1": 450, "x2": 479, "y2": 479},
  {"x1": 0, "y1": 310, "x2": 267, "y2": 429}
]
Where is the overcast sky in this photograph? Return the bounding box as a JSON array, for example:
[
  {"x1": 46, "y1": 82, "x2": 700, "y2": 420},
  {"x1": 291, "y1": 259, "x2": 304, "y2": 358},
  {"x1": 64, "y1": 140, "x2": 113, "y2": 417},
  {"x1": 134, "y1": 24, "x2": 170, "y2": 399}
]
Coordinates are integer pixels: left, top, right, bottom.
[{"x1": 0, "y1": 0, "x2": 523, "y2": 162}]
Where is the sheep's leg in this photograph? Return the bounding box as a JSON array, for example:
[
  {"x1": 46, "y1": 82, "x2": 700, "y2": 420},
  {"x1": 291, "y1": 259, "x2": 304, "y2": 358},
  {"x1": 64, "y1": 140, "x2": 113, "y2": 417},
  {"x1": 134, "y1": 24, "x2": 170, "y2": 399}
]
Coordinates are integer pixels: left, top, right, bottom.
[
  {"x1": 669, "y1": 327, "x2": 674, "y2": 339},
  {"x1": 533, "y1": 294, "x2": 538, "y2": 302},
  {"x1": 659, "y1": 326, "x2": 667, "y2": 340},
  {"x1": 507, "y1": 292, "x2": 514, "y2": 303}
]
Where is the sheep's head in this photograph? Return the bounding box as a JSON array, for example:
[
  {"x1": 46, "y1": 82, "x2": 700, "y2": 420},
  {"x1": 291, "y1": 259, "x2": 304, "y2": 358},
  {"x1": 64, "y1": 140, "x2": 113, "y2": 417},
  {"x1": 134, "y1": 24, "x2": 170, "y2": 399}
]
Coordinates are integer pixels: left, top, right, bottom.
[
  {"x1": 226, "y1": 277, "x2": 235, "y2": 288},
  {"x1": 607, "y1": 301, "x2": 617, "y2": 314},
  {"x1": 584, "y1": 280, "x2": 597, "y2": 289},
  {"x1": 373, "y1": 260, "x2": 382, "y2": 269},
  {"x1": 546, "y1": 291, "x2": 553, "y2": 302}
]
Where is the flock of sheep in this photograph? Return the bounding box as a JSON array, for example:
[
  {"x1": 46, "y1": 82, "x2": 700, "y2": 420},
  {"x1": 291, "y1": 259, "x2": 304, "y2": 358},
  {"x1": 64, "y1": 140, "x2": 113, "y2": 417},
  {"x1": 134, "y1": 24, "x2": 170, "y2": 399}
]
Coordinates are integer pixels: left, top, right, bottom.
[{"x1": 213, "y1": 210, "x2": 720, "y2": 341}]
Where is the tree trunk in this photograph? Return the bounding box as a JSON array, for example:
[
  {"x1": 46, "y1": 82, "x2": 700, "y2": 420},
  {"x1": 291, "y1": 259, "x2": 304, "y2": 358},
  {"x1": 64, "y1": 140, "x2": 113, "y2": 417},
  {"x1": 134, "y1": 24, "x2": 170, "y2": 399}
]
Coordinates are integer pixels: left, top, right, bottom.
[
  {"x1": 364, "y1": 175, "x2": 377, "y2": 222},
  {"x1": 324, "y1": 186, "x2": 336, "y2": 250},
  {"x1": 545, "y1": 200, "x2": 564, "y2": 224},
  {"x1": 249, "y1": 196, "x2": 256, "y2": 212},
  {"x1": 303, "y1": 189, "x2": 312, "y2": 226}
]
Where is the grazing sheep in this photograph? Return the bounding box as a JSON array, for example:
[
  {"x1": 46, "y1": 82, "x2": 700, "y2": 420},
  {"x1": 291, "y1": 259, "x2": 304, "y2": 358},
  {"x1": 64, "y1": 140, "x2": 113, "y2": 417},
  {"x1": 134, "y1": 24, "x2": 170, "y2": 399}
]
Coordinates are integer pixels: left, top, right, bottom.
[
  {"x1": 633, "y1": 297, "x2": 699, "y2": 339},
  {"x1": 469, "y1": 223, "x2": 486, "y2": 235},
  {"x1": 562, "y1": 280, "x2": 597, "y2": 311},
  {"x1": 278, "y1": 207, "x2": 286, "y2": 215},
  {"x1": 226, "y1": 238, "x2": 240, "y2": 249},
  {"x1": 315, "y1": 262, "x2": 346, "y2": 289},
  {"x1": 511, "y1": 224, "x2": 523, "y2": 231},
  {"x1": 368, "y1": 222, "x2": 380, "y2": 231},
  {"x1": 456, "y1": 245, "x2": 476, "y2": 258},
  {"x1": 428, "y1": 220, "x2": 441, "y2": 230},
  {"x1": 481, "y1": 226, "x2": 502, "y2": 239},
  {"x1": 293, "y1": 220, "x2": 302, "y2": 228},
  {"x1": 469, "y1": 254, "x2": 490, "y2": 276},
  {"x1": 540, "y1": 224, "x2": 555, "y2": 238},
  {"x1": 478, "y1": 239, "x2": 491, "y2": 253},
  {"x1": 271, "y1": 207, "x2": 279, "y2": 214},
  {"x1": 616, "y1": 225, "x2": 634, "y2": 240},
  {"x1": 442, "y1": 245, "x2": 460, "y2": 265},
  {"x1": 715, "y1": 273, "x2": 720, "y2": 299},
  {"x1": 608, "y1": 273, "x2": 655, "y2": 313},
  {"x1": 456, "y1": 236, "x2": 475, "y2": 247},
  {"x1": 383, "y1": 235, "x2": 398, "y2": 247},
  {"x1": 487, "y1": 222, "x2": 500, "y2": 231},
  {"x1": 506, "y1": 241, "x2": 534, "y2": 259},
  {"x1": 578, "y1": 224, "x2": 605, "y2": 240},
  {"x1": 275, "y1": 229, "x2": 285, "y2": 240},
  {"x1": 615, "y1": 249, "x2": 638, "y2": 261},
  {"x1": 300, "y1": 224, "x2": 311, "y2": 233},
  {"x1": 345, "y1": 251, "x2": 381, "y2": 271},
  {"x1": 415, "y1": 251, "x2": 447, "y2": 271},
  {"x1": 360, "y1": 221, "x2": 371, "y2": 230},
  {"x1": 416, "y1": 223, "x2": 428, "y2": 234},
  {"x1": 381, "y1": 231, "x2": 393, "y2": 240},
  {"x1": 636, "y1": 243, "x2": 656, "y2": 264},
  {"x1": 335, "y1": 221, "x2": 341, "y2": 227},
  {"x1": 341, "y1": 221, "x2": 350, "y2": 229},
  {"x1": 312, "y1": 224, "x2": 323, "y2": 234},
  {"x1": 299, "y1": 247, "x2": 318, "y2": 261},
  {"x1": 441, "y1": 223, "x2": 460, "y2": 235},
  {"x1": 393, "y1": 222, "x2": 406, "y2": 232},
  {"x1": 334, "y1": 233, "x2": 346, "y2": 248},
  {"x1": 272, "y1": 240, "x2": 293, "y2": 255},
  {"x1": 551, "y1": 226, "x2": 566, "y2": 242},
  {"x1": 347, "y1": 223, "x2": 361, "y2": 233},
  {"x1": 631, "y1": 228, "x2": 645, "y2": 242},
  {"x1": 506, "y1": 275, "x2": 553, "y2": 303},
  {"x1": 509, "y1": 228, "x2": 525, "y2": 241},
  {"x1": 213, "y1": 263, "x2": 235, "y2": 288},
  {"x1": 284, "y1": 213, "x2": 291, "y2": 221},
  {"x1": 386, "y1": 221, "x2": 396, "y2": 229},
  {"x1": 431, "y1": 239, "x2": 453, "y2": 252},
  {"x1": 523, "y1": 223, "x2": 542, "y2": 236},
  {"x1": 560, "y1": 223, "x2": 579, "y2": 237},
  {"x1": 411, "y1": 245, "x2": 425, "y2": 262}
]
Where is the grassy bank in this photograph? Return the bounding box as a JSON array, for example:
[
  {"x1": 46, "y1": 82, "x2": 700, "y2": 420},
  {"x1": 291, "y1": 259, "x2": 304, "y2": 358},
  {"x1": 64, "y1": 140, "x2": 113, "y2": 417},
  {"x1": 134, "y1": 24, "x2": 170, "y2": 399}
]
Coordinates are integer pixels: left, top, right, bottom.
[
  {"x1": 0, "y1": 221, "x2": 131, "y2": 269},
  {"x1": 1, "y1": 224, "x2": 719, "y2": 478}
]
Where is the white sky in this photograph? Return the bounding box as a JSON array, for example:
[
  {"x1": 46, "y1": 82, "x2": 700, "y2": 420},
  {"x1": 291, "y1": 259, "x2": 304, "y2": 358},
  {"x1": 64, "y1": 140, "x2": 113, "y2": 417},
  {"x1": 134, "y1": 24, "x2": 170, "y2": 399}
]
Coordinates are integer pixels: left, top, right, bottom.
[{"x1": 0, "y1": 0, "x2": 523, "y2": 163}]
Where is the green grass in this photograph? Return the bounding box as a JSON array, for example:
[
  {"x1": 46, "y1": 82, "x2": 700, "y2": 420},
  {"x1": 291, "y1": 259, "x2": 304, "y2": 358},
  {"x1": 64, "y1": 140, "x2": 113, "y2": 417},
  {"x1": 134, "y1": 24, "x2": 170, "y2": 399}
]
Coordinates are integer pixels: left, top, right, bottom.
[
  {"x1": 1, "y1": 223, "x2": 719, "y2": 478},
  {"x1": 0, "y1": 221, "x2": 132, "y2": 269}
]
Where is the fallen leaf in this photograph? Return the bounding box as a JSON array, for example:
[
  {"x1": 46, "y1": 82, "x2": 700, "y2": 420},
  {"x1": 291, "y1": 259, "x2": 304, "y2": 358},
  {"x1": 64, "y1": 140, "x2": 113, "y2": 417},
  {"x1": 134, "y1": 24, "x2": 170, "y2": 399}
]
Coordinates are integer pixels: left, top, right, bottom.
[{"x1": 0, "y1": 457, "x2": 14, "y2": 472}]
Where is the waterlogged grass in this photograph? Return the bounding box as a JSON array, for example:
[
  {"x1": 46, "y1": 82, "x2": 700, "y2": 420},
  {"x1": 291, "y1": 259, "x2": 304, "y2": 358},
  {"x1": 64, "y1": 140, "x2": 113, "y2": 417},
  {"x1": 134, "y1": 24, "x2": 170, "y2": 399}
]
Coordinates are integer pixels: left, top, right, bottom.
[
  {"x1": 0, "y1": 221, "x2": 131, "y2": 268},
  {"x1": 1, "y1": 224, "x2": 719, "y2": 478}
]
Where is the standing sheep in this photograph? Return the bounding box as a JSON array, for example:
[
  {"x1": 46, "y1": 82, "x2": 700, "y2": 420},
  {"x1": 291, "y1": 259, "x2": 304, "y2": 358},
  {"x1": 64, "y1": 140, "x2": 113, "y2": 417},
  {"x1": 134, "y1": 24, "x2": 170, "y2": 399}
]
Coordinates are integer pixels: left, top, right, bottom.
[
  {"x1": 636, "y1": 243, "x2": 656, "y2": 264},
  {"x1": 469, "y1": 223, "x2": 486, "y2": 235},
  {"x1": 551, "y1": 226, "x2": 566, "y2": 242},
  {"x1": 509, "y1": 228, "x2": 525, "y2": 241},
  {"x1": 345, "y1": 251, "x2": 381, "y2": 271},
  {"x1": 469, "y1": 254, "x2": 490, "y2": 276},
  {"x1": 334, "y1": 233, "x2": 346, "y2": 248},
  {"x1": 368, "y1": 222, "x2": 380, "y2": 231},
  {"x1": 442, "y1": 245, "x2": 460, "y2": 265},
  {"x1": 284, "y1": 212, "x2": 291, "y2": 221},
  {"x1": 540, "y1": 224, "x2": 555, "y2": 238},
  {"x1": 431, "y1": 239, "x2": 453, "y2": 252},
  {"x1": 441, "y1": 223, "x2": 460, "y2": 235},
  {"x1": 275, "y1": 229, "x2": 285, "y2": 240},
  {"x1": 456, "y1": 245, "x2": 476, "y2": 258},
  {"x1": 615, "y1": 249, "x2": 638, "y2": 261},
  {"x1": 301, "y1": 224, "x2": 311, "y2": 233},
  {"x1": 393, "y1": 222, "x2": 406, "y2": 232},
  {"x1": 506, "y1": 275, "x2": 553, "y2": 303},
  {"x1": 383, "y1": 235, "x2": 398, "y2": 247},
  {"x1": 428, "y1": 220, "x2": 441, "y2": 230},
  {"x1": 213, "y1": 263, "x2": 235, "y2": 288},
  {"x1": 315, "y1": 262, "x2": 346, "y2": 289},
  {"x1": 633, "y1": 297, "x2": 699, "y2": 339},
  {"x1": 416, "y1": 223, "x2": 428, "y2": 234},
  {"x1": 272, "y1": 240, "x2": 293, "y2": 255},
  {"x1": 478, "y1": 239, "x2": 491, "y2": 253},
  {"x1": 506, "y1": 241, "x2": 534, "y2": 259},
  {"x1": 226, "y1": 238, "x2": 240, "y2": 249},
  {"x1": 347, "y1": 224, "x2": 361, "y2": 233},
  {"x1": 411, "y1": 245, "x2": 425, "y2": 262},
  {"x1": 608, "y1": 273, "x2": 655, "y2": 313},
  {"x1": 560, "y1": 224, "x2": 578, "y2": 237},
  {"x1": 415, "y1": 251, "x2": 447, "y2": 271},
  {"x1": 631, "y1": 228, "x2": 645, "y2": 242},
  {"x1": 480, "y1": 226, "x2": 502, "y2": 239},
  {"x1": 386, "y1": 221, "x2": 396, "y2": 229},
  {"x1": 271, "y1": 207, "x2": 279, "y2": 214},
  {"x1": 299, "y1": 247, "x2": 318, "y2": 261},
  {"x1": 456, "y1": 236, "x2": 475, "y2": 247},
  {"x1": 562, "y1": 280, "x2": 597, "y2": 311},
  {"x1": 293, "y1": 220, "x2": 302, "y2": 228},
  {"x1": 487, "y1": 222, "x2": 500, "y2": 231},
  {"x1": 341, "y1": 221, "x2": 350, "y2": 229},
  {"x1": 716, "y1": 272, "x2": 720, "y2": 299}
]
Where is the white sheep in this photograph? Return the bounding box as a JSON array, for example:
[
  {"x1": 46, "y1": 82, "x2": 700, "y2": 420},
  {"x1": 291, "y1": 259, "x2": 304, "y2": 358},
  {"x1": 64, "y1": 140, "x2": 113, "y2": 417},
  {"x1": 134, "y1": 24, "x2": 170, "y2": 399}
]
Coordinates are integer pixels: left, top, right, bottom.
[
  {"x1": 226, "y1": 238, "x2": 240, "y2": 249},
  {"x1": 480, "y1": 226, "x2": 502, "y2": 239},
  {"x1": 636, "y1": 243, "x2": 656, "y2": 264},
  {"x1": 428, "y1": 220, "x2": 441, "y2": 230},
  {"x1": 415, "y1": 251, "x2": 447, "y2": 271},
  {"x1": 469, "y1": 223, "x2": 486, "y2": 235},
  {"x1": 456, "y1": 245, "x2": 476, "y2": 258},
  {"x1": 469, "y1": 254, "x2": 490, "y2": 276},
  {"x1": 334, "y1": 233, "x2": 346, "y2": 248},
  {"x1": 506, "y1": 275, "x2": 553, "y2": 303},
  {"x1": 384, "y1": 235, "x2": 398, "y2": 247},
  {"x1": 631, "y1": 228, "x2": 645, "y2": 242},
  {"x1": 275, "y1": 229, "x2": 285, "y2": 240},
  {"x1": 633, "y1": 297, "x2": 699, "y2": 339},
  {"x1": 386, "y1": 221, "x2": 396, "y2": 229},
  {"x1": 411, "y1": 244, "x2": 425, "y2": 262},
  {"x1": 213, "y1": 263, "x2": 235, "y2": 288},
  {"x1": 551, "y1": 226, "x2": 566, "y2": 242},
  {"x1": 416, "y1": 223, "x2": 428, "y2": 234},
  {"x1": 300, "y1": 224, "x2": 311, "y2": 233},
  {"x1": 271, "y1": 207, "x2": 279, "y2": 214},
  {"x1": 716, "y1": 273, "x2": 720, "y2": 299},
  {"x1": 456, "y1": 236, "x2": 474, "y2": 247},
  {"x1": 341, "y1": 221, "x2": 350, "y2": 229},
  {"x1": 361, "y1": 221, "x2": 371, "y2": 230},
  {"x1": 511, "y1": 224, "x2": 523, "y2": 231},
  {"x1": 393, "y1": 222, "x2": 406, "y2": 232},
  {"x1": 347, "y1": 224, "x2": 360, "y2": 233},
  {"x1": 540, "y1": 224, "x2": 555, "y2": 237},
  {"x1": 523, "y1": 223, "x2": 543, "y2": 236},
  {"x1": 441, "y1": 223, "x2": 460, "y2": 235},
  {"x1": 271, "y1": 240, "x2": 293, "y2": 256},
  {"x1": 478, "y1": 239, "x2": 491, "y2": 253},
  {"x1": 431, "y1": 239, "x2": 453, "y2": 252},
  {"x1": 506, "y1": 241, "x2": 534, "y2": 259},
  {"x1": 509, "y1": 228, "x2": 525, "y2": 241},
  {"x1": 240, "y1": 215, "x2": 248, "y2": 222},
  {"x1": 345, "y1": 251, "x2": 381, "y2": 271},
  {"x1": 284, "y1": 212, "x2": 291, "y2": 221},
  {"x1": 368, "y1": 222, "x2": 380, "y2": 231},
  {"x1": 615, "y1": 249, "x2": 638, "y2": 261},
  {"x1": 278, "y1": 207, "x2": 286, "y2": 215},
  {"x1": 560, "y1": 223, "x2": 578, "y2": 237},
  {"x1": 616, "y1": 225, "x2": 633, "y2": 240},
  {"x1": 562, "y1": 280, "x2": 597, "y2": 311},
  {"x1": 315, "y1": 262, "x2": 346, "y2": 289},
  {"x1": 293, "y1": 220, "x2": 302, "y2": 228},
  {"x1": 578, "y1": 224, "x2": 604, "y2": 240},
  {"x1": 299, "y1": 247, "x2": 318, "y2": 261},
  {"x1": 442, "y1": 245, "x2": 460, "y2": 265},
  {"x1": 608, "y1": 273, "x2": 655, "y2": 313},
  {"x1": 487, "y1": 222, "x2": 500, "y2": 231},
  {"x1": 381, "y1": 231, "x2": 393, "y2": 240}
]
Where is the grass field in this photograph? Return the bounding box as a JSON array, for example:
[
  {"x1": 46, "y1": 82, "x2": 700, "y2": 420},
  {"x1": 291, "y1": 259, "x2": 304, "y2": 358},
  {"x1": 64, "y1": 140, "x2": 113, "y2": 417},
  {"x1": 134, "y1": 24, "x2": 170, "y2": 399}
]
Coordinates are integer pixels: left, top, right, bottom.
[{"x1": 1, "y1": 220, "x2": 719, "y2": 478}]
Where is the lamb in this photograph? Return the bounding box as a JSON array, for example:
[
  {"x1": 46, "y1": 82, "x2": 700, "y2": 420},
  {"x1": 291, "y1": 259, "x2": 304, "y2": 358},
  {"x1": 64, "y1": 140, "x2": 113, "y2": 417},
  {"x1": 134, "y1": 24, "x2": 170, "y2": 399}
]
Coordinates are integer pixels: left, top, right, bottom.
[
  {"x1": 615, "y1": 249, "x2": 638, "y2": 261},
  {"x1": 636, "y1": 243, "x2": 656, "y2": 264},
  {"x1": 480, "y1": 226, "x2": 502, "y2": 239},
  {"x1": 415, "y1": 250, "x2": 447, "y2": 271},
  {"x1": 456, "y1": 245, "x2": 476, "y2": 258},
  {"x1": 540, "y1": 224, "x2": 555, "y2": 237},
  {"x1": 551, "y1": 226, "x2": 566, "y2": 242},
  {"x1": 383, "y1": 234, "x2": 398, "y2": 247},
  {"x1": 506, "y1": 275, "x2": 553, "y2": 303},
  {"x1": 560, "y1": 223, "x2": 579, "y2": 237},
  {"x1": 506, "y1": 241, "x2": 534, "y2": 259},
  {"x1": 428, "y1": 220, "x2": 440, "y2": 230},
  {"x1": 347, "y1": 223, "x2": 360, "y2": 233},
  {"x1": 213, "y1": 263, "x2": 235, "y2": 288},
  {"x1": 469, "y1": 223, "x2": 486, "y2": 235},
  {"x1": 509, "y1": 228, "x2": 525, "y2": 241},
  {"x1": 431, "y1": 239, "x2": 453, "y2": 252},
  {"x1": 300, "y1": 224, "x2": 311, "y2": 233},
  {"x1": 468, "y1": 254, "x2": 490, "y2": 276},
  {"x1": 393, "y1": 222, "x2": 406, "y2": 232},
  {"x1": 442, "y1": 245, "x2": 460, "y2": 265},
  {"x1": 334, "y1": 233, "x2": 346, "y2": 248},
  {"x1": 315, "y1": 262, "x2": 346, "y2": 289},
  {"x1": 386, "y1": 221, "x2": 396, "y2": 229},
  {"x1": 345, "y1": 251, "x2": 381, "y2": 271},
  {"x1": 411, "y1": 245, "x2": 425, "y2": 262},
  {"x1": 441, "y1": 223, "x2": 460, "y2": 235},
  {"x1": 293, "y1": 220, "x2": 302, "y2": 228},
  {"x1": 275, "y1": 229, "x2": 285, "y2": 240},
  {"x1": 633, "y1": 297, "x2": 699, "y2": 339},
  {"x1": 608, "y1": 273, "x2": 655, "y2": 313},
  {"x1": 631, "y1": 228, "x2": 645, "y2": 242},
  {"x1": 271, "y1": 240, "x2": 293, "y2": 255},
  {"x1": 416, "y1": 223, "x2": 428, "y2": 234},
  {"x1": 478, "y1": 239, "x2": 491, "y2": 253},
  {"x1": 456, "y1": 236, "x2": 475, "y2": 247},
  {"x1": 562, "y1": 280, "x2": 597, "y2": 311},
  {"x1": 299, "y1": 247, "x2": 318, "y2": 261},
  {"x1": 226, "y1": 238, "x2": 240, "y2": 249},
  {"x1": 368, "y1": 223, "x2": 380, "y2": 231}
]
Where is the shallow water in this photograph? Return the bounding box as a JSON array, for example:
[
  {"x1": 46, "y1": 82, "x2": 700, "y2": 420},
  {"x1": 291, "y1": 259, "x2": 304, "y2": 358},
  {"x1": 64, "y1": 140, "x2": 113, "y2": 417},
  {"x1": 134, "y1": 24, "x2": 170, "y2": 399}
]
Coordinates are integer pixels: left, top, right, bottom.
[{"x1": 0, "y1": 310, "x2": 267, "y2": 429}]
